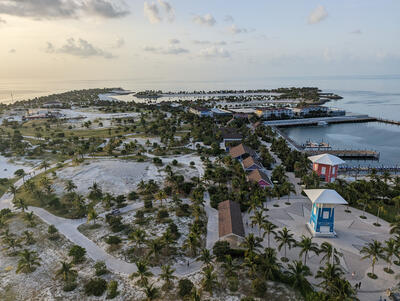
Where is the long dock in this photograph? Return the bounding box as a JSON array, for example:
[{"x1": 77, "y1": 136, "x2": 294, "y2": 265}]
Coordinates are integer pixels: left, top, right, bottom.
[
  {"x1": 306, "y1": 149, "x2": 380, "y2": 160},
  {"x1": 376, "y1": 118, "x2": 400, "y2": 126},
  {"x1": 272, "y1": 126, "x2": 380, "y2": 161},
  {"x1": 264, "y1": 115, "x2": 376, "y2": 127},
  {"x1": 339, "y1": 165, "x2": 400, "y2": 174}
]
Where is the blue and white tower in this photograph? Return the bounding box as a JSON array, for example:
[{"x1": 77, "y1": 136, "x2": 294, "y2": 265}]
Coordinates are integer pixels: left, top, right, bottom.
[{"x1": 304, "y1": 189, "x2": 348, "y2": 237}]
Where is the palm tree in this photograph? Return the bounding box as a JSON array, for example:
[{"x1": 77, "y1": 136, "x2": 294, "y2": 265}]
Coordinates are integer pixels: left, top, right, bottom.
[
  {"x1": 319, "y1": 241, "x2": 343, "y2": 265},
  {"x1": 275, "y1": 227, "x2": 296, "y2": 260},
  {"x1": 297, "y1": 235, "x2": 319, "y2": 265},
  {"x1": 240, "y1": 233, "x2": 263, "y2": 257},
  {"x1": 87, "y1": 208, "x2": 98, "y2": 225},
  {"x1": 197, "y1": 248, "x2": 214, "y2": 267},
  {"x1": 130, "y1": 259, "x2": 153, "y2": 287},
  {"x1": 56, "y1": 261, "x2": 77, "y2": 282},
  {"x1": 8, "y1": 184, "x2": 17, "y2": 200},
  {"x1": 281, "y1": 181, "x2": 295, "y2": 203},
  {"x1": 316, "y1": 263, "x2": 344, "y2": 290},
  {"x1": 360, "y1": 240, "x2": 384, "y2": 277},
  {"x1": 160, "y1": 264, "x2": 176, "y2": 289},
  {"x1": 129, "y1": 228, "x2": 147, "y2": 249},
  {"x1": 201, "y1": 264, "x2": 219, "y2": 294},
  {"x1": 384, "y1": 238, "x2": 397, "y2": 273},
  {"x1": 155, "y1": 190, "x2": 167, "y2": 206},
  {"x1": 250, "y1": 209, "x2": 268, "y2": 237},
  {"x1": 147, "y1": 239, "x2": 164, "y2": 264},
  {"x1": 285, "y1": 260, "x2": 313, "y2": 295},
  {"x1": 183, "y1": 232, "x2": 201, "y2": 257},
  {"x1": 16, "y1": 249, "x2": 41, "y2": 273},
  {"x1": 40, "y1": 160, "x2": 50, "y2": 172},
  {"x1": 64, "y1": 180, "x2": 77, "y2": 193},
  {"x1": 221, "y1": 255, "x2": 237, "y2": 278},
  {"x1": 162, "y1": 229, "x2": 176, "y2": 255},
  {"x1": 190, "y1": 287, "x2": 202, "y2": 301},
  {"x1": 390, "y1": 218, "x2": 400, "y2": 235},
  {"x1": 261, "y1": 221, "x2": 277, "y2": 248},
  {"x1": 24, "y1": 179, "x2": 36, "y2": 194},
  {"x1": 142, "y1": 282, "x2": 160, "y2": 301},
  {"x1": 13, "y1": 198, "x2": 27, "y2": 212},
  {"x1": 24, "y1": 211, "x2": 36, "y2": 227},
  {"x1": 260, "y1": 247, "x2": 282, "y2": 281},
  {"x1": 23, "y1": 231, "x2": 35, "y2": 245}
]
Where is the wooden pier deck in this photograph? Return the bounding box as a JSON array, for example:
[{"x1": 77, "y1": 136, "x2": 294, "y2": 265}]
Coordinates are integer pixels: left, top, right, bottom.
[{"x1": 305, "y1": 149, "x2": 380, "y2": 160}]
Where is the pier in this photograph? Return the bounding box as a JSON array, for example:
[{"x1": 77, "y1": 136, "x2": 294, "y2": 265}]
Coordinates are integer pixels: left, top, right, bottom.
[
  {"x1": 264, "y1": 115, "x2": 376, "y2": 127},
  {"x1": 376, "y1": 118, "x2": 400, "y2": 126},
  {"x1": 272, "y1": 126, "x2": 380, "y2": 161},
  {"x1": 306, "y1": 149, "x2": 380, "y2": 161},
  {"x1": 339, "y1": 165, "x2": 400, "y2": 174}
]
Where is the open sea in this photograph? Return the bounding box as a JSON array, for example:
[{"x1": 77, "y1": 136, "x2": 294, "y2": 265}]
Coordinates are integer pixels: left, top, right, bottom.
[{"x1": 1, "y1": 75, "x2": 400, "y2": 166}]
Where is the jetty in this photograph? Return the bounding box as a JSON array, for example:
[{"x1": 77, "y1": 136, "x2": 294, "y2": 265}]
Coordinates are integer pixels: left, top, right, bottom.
[
  {"x1": 376, "y1": 118, "x2": 400, "y2": 126},
  {"x1": 339, "y1": 165, "x2": 400, "y2": 174},
  {"x1": 306, "y1": 149, "x2": 380, "y2": 161},
  {"x1": 264, "y1": 115, "x2": 376, "y2": 127},
  {"x1": 272, "y1": 126, "x2": 380, "y2": 161}
]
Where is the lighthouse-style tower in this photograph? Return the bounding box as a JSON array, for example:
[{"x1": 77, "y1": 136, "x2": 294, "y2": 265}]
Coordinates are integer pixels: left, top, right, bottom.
[
  {"x1": 304, "y1": 189, "x2": 348, "y2": 237},
  {"x1": 308, "y1": 153, "x2": 345, "y2": 183}
]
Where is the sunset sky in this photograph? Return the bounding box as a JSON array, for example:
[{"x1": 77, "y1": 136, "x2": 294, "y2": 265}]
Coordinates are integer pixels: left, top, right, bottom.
[{"x1": 0, "y1": 0, "x2": 399, "y2": 82}]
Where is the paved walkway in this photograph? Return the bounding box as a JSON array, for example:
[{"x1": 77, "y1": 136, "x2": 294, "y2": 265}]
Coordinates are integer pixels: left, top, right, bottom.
[{"x1": 0, "y1": 154, "x2": 218, "y2": 277}]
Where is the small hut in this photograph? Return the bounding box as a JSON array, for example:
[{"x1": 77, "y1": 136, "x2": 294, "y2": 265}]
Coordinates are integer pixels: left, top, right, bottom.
[{"x1": 304, "y1": 189, "x2": 348, "y2": 237}]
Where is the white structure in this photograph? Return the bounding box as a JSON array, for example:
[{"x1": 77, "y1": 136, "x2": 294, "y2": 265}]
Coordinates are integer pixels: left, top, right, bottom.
[
  {"x1": 305, "y1": 189, "x2": 348, "y2": 237},
  {"x1": 292, "y1": 106, "x2": 328, "y2": 116},
  {"x1": 255, "y1": 107, "x2": 294, "y2": 119}
]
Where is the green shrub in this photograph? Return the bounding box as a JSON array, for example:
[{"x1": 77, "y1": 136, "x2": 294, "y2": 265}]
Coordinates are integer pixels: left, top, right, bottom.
[
  {"x1": 94, "y1": 261, "x2": 109, "y2": 276},
  {"x1": 84, "y1": 278, "x2": 107, "y2": 296},
  {"x1": 178, "y1": 278, "x2": 194, "y2": 298},
  {"x1": 69, "y1": 245, "x2": 86, "y2": 264},
  {"x1": 106, "y1": 236, "x2": 122, "y2": 245},
  {"x1": 128, "y1": 191, "x2": 138, "y2": 201},
  {"x1": 251, "y1": 278, "x2": 266, "y2": 297},
  {"x1": 63, "y1": 281, "x2": 77, "y2": 292},
  {"x1": 157, "y1": 209, "x2": 169, "y2": 220},
  {"x1": 144, "y1": 199, "x2": 153, "y2": 209},
  {"x1": 107, "y1": 280, "x2": 119, "y2": 299}
]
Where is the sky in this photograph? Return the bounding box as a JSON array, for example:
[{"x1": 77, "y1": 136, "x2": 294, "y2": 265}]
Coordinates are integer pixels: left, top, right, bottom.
[{"x1": 0, "y1": 0, "x2": 399, "y2": 82}]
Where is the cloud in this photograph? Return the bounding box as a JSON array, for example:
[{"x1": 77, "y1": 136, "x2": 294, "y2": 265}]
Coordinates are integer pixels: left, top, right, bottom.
[
  {"x1": 144, "y1": 1, "x2": 161, "y2": 24},
  {"x1": 199, "y1": 46, "x2": 230, "y2": 58},
  {"x1": 350, "y1": 29, "x2": 362, "y2": 35},
  {"x1": 229, "y1": 24, "x2": 248, "y2": 34},
  {"x1": 308, "y1": 5, "x2": 328, "y2": 24},
  {"x1": 158, "y1": 0, "x2": 174, "y2": 22},
  {"x1": 193, "y1": 40, "x2": 226, "y2": 46},
  {"x1": 169, "y1": 38, "x2": 180, "y2": 45},
  {"x1": 9, "y1": 49, "x2": 16, "y2": 53},
  {"x1": 46, "y1": 38, "x2": 115, "y2": 59},
  {"x1": 143, "y1": 45, "x2": 189, "y2": 55},
  {"x1": 114, "y1": 38, "x2": 125, "y2": 48},
  {"x1": 0, "y1": 0, "x2": 129, "y2": 20},
  {"x1": 224, "y1": 15, "x2": 234, "y2": 22},
  {"x1": 193, "y1": 13, "x2": 216, "y2": 26}
]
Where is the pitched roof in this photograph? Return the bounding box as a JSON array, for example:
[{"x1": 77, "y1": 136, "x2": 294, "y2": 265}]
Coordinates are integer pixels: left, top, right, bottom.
[
  {"x1": 304, "y1": 189, "x2": 348, "y2": 205},
  {"x1": 218, "y1": 200, "x2": 245, "y2": 238},
  {"x1": 229, "y1": 143, "x2": 256, "y2": 158},
  {"x1": 308, "y1": 153, "x2": 345, "y2": 166},
  {"x1": 247, "y1": 169, "x2": 271, "y2": 185},
  {"x1": 242, "y1": 156, "x2": 262, "y2": 169}
]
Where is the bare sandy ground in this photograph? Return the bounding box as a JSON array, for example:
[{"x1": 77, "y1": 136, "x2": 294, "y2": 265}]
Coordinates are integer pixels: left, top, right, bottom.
[{"x1": 53, "y1": 159, "x2": 150, "y2": 196}]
